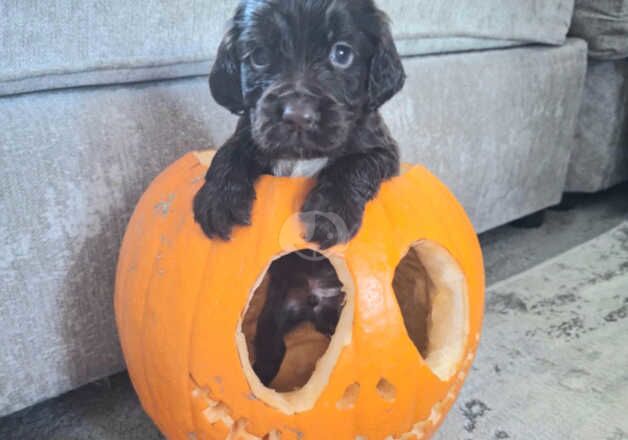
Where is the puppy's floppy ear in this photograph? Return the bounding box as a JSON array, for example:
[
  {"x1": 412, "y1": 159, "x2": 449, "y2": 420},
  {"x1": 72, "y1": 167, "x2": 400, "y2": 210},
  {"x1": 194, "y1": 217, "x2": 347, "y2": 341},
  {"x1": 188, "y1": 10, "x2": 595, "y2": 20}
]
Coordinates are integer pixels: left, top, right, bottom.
[
  {"x1": 367, "y1": 15, "x2": 406, "y2": 111},
  {"x1": 210, "y1": 20, "x2": 245, "y2": 115}
]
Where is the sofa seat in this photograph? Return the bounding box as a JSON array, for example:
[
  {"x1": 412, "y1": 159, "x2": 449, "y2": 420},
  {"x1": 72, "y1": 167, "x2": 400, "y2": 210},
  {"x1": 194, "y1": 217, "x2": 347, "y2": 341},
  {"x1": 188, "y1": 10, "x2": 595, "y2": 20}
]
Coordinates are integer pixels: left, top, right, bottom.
[
  {"x1": 1, "y1": 0, "x2": 575, "y2": 96},
  {"x1": 384, "y1": 39, "x2": 588, "y2": 231}
]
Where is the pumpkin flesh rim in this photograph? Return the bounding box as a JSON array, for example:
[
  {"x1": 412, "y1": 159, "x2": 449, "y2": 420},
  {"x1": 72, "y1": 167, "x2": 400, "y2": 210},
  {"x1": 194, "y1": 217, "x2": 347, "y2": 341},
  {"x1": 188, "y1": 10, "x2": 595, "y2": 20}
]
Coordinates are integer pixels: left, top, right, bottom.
[{"x1": 402, "y1": 240, "x2": 470, "y2": 381}]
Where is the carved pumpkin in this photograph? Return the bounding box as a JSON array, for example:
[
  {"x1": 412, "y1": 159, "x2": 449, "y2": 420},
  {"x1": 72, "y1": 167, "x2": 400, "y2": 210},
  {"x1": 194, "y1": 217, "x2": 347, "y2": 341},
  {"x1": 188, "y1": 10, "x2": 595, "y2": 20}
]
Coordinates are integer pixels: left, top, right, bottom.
[{"x1": 115, "y1": 150, "x2": 484, "y2": 440}]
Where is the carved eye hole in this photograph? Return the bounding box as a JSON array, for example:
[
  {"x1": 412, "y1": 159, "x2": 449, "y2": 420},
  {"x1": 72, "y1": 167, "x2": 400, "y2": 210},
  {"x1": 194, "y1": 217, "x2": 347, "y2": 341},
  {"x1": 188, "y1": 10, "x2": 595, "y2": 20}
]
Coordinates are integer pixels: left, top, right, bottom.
[
  {"x1": 250, "y1": 47, "x2": 271, "y2": 70},
  {"x1": 330, "y1": 42, "x2": 355, "y2": 69}
]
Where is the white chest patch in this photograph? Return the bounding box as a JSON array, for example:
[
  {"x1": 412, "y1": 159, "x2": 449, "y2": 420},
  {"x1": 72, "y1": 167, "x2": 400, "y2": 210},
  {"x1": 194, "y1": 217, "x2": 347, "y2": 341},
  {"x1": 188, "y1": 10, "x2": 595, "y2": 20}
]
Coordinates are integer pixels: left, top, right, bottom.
[{"x1": 272, "y1": 158, "x2": 329, "y2": 178}]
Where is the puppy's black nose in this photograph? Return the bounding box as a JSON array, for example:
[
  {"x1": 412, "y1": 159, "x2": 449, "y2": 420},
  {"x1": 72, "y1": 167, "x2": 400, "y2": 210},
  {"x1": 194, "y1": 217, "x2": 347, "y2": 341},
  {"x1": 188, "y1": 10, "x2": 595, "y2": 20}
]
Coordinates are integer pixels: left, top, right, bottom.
[{"x1": 282, "y1": 99, "x2": 318, "y2": 129}]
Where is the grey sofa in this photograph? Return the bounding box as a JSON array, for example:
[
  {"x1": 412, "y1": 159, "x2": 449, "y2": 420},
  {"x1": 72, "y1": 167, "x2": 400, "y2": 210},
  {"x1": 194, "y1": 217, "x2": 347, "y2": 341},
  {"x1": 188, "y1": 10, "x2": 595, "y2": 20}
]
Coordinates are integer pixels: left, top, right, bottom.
[
  {"x1": 567, "y1": 0, "x2": 628, "y2": 192},
  {"x1": 0, "y1": 0, "x2": 586, "y2": 416}
]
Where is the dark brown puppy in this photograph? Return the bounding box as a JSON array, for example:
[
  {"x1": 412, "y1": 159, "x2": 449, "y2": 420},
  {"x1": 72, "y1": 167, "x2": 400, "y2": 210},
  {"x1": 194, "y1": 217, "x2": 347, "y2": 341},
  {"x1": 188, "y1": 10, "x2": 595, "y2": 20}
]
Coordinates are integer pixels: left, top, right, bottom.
[
  {"x1": 194, "y1": 0, "x2": 405, "y2": 384},
  {"x1": 194, "y1": 0, "x2": 405, "y2": 249}
]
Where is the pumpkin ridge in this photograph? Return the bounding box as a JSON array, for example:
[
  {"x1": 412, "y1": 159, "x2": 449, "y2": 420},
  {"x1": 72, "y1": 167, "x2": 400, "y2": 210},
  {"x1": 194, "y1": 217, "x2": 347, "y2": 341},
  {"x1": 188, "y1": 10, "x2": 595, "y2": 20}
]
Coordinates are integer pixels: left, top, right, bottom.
[
  {"x1": 117, "y1": 166, "x2": 192, "y2": 423},
  {"x1": 184, "y1": 224, "x2": 215, "y2": 432},
  {"x1": 119, "y1": 242, "x2": 158, "y2": 421},
  {"x1": 375, "y1": 193, "x2": 402, "y2": 250},
  {"x1": 138, "y1": 170, "x2": 201, "y2": 436},
  {"x1": 140, "y1": 227, "x2": 177, "y2": 432}
]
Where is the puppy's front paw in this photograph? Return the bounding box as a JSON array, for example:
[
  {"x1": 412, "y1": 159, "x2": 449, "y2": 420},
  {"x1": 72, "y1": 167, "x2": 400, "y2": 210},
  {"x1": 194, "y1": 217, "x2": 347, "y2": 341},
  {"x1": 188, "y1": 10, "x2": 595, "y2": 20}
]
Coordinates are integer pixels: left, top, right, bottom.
[
  {"x1": 193, "y1": 179, "x2": 255, "y2": 240},
  {"x1": 300, "y1": 186, "x2": 364, "y2": 249}
]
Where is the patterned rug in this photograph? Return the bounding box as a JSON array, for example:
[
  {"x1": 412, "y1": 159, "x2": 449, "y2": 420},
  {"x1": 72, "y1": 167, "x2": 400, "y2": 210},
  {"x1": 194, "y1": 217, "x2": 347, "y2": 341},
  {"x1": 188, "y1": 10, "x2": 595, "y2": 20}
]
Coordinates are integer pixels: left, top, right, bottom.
[{"x1": 436, "y1": 222, "x2": 628, "y2": 440}]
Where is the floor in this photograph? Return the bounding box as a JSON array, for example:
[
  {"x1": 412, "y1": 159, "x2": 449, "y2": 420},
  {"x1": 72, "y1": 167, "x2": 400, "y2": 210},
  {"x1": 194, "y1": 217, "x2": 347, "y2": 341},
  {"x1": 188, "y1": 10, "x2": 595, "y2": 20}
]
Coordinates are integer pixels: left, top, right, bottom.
[
  {"x1": 437, "y1": 219, "x2": 628, "y2": 439},
  {"x1": 1, "y1": 182, "x2": 626, "y2": 440}
]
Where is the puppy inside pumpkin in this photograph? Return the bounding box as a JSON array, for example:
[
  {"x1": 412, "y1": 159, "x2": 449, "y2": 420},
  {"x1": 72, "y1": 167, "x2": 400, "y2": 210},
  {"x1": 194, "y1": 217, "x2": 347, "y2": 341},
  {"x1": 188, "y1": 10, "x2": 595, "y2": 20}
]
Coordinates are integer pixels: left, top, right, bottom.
[{"x1": 194, "y1": 0, "x2": 405, "y2": 386}]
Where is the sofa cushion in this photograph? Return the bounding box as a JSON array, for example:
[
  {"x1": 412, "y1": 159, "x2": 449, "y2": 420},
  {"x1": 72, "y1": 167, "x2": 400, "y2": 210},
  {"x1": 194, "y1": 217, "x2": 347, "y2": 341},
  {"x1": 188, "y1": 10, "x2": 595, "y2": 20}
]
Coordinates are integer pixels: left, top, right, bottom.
[
  {"x1": 392, "y1": 0, "x2": 575, "y2": 49},
  {"x1": 570, "y1": 0, "x2": 628, "y2": 59},
  {"x1": 1, "y1": 0, "x2": 575, "y2": 97},
  {"x1": 383, "y1": 39, "x2": 587, "y2": 232},
  {"x1": 0, "y1": 0, "x2": 234, "y2": 97},
  {"x1": 395, "y1": 38, "x2": 524, "y2": 58}
]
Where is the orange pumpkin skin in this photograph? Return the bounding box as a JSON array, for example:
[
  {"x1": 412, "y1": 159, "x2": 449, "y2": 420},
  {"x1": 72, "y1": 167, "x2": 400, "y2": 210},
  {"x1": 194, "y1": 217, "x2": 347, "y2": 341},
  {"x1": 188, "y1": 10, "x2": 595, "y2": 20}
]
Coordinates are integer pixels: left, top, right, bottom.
[{"x1": 115, "y1": 150, "x2": 484, "y2": 440}]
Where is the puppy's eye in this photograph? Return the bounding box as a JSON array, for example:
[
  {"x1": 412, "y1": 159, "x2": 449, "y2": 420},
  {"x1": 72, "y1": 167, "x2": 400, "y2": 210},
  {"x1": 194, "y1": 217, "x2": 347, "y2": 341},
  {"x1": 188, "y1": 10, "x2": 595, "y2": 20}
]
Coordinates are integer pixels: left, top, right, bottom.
[
  {"x1": 249, "y1": 48, "x2": 271, "y2": 70},
  {"x1": 330, "y1": 42, "x2": 354, "y2": 69}
]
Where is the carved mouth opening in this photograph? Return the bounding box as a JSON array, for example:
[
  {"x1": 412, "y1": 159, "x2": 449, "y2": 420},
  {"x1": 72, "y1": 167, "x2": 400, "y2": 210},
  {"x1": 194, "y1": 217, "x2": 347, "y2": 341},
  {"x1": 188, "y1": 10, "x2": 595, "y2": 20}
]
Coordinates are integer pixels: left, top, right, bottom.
[
  {"x1": 237, "y1": 250, "x2": 354, "y2": 414},
  {"x1": 392, "y1": 240, "x2": 469, "y2": 380}
]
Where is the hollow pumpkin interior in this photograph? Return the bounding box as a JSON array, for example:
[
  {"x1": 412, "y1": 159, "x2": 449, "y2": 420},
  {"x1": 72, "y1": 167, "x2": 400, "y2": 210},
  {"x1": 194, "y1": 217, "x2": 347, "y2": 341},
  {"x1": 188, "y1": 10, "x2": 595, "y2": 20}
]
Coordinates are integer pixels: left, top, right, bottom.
[
  {"x1": 393, "y1": 240, "x2": 469, "y2": 381},
  {"x1": 235, "y1": 241, "x2": 468, "y2": 414},
  {"x1": 236, "y1": 251, "x2": 355, "y2": 415},
  {"x1": 242, "y1": 250, "x2": 345, "y2": 393}
]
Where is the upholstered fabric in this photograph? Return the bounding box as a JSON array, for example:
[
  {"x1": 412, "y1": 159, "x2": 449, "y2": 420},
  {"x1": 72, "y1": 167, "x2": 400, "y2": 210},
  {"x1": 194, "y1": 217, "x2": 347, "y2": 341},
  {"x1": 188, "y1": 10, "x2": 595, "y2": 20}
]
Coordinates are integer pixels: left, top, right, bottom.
[
  {"x1": 0, "y1": 38, "x2": 588, "y2": 416},
  {"x1": 570, "y1": 0, "x2": 628, "y2": 60},
  {"x1": 568, "y1": 1, "x2": 628, "y2": 191},
  {"x1": 389, "y1": 0, "x2": 574, "y2": 45},
  {"x1": 384, "y1": 39, "x2": 588, "y2": 232},
  {"x1": 0, "y1": 0, "x2": 575, "y2": 96},
  {"x1": 567, "y1": 60, "x2": 628, "y2": 192},
  {"x1": 394, "y1": 38, "x2": 524, "y2": 58},
  {"x1": 0, "y1": 78, "x2": 227, "y2": 416}
]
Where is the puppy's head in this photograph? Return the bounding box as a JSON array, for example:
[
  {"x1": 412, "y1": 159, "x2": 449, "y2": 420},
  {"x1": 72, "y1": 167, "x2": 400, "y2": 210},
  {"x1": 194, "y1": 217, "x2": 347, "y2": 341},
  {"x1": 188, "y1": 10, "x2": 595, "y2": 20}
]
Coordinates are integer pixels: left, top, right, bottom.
[{"x1": 210, "y1": 0, "x2": 405, "y2": 159}]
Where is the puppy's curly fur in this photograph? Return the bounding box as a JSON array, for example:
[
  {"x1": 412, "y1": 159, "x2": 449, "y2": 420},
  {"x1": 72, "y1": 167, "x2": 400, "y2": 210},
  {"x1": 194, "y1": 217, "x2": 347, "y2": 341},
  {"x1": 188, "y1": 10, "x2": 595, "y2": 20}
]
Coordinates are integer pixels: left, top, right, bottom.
[{"x1": 194, "y1": 0, "x2": 405, "y2": 249}]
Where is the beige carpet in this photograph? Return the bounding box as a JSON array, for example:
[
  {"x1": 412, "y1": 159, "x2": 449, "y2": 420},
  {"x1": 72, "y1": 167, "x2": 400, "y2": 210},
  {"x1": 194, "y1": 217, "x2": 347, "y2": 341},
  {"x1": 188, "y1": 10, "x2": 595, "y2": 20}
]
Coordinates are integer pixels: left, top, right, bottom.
[{"x1": 436, "y1": 222, "x2": 628, "y2": 440}]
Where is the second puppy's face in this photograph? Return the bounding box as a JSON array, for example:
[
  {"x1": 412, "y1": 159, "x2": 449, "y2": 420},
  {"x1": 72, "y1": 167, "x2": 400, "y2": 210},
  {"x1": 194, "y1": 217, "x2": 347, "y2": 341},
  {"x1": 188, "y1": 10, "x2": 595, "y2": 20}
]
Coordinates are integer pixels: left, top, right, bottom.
[{"x1": 210, "y1": 0, "x2": 405, "y2": 159}]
